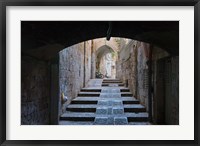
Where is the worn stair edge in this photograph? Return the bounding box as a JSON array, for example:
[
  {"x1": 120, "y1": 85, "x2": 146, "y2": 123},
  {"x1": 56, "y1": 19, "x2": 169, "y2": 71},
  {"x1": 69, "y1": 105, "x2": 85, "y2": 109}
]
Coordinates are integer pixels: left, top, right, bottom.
[
  {"x1": 121, "y1": 97, "x2": 138, "y2": 100},
  {"x1": 102, "y1": 83, "x2": 124, "y2": 85},
  {"x1": 127, "y1": 117, "x2": 149, "y2": 122},
  {"x1": 123, "y1": 100, "x2": 140, "y2": 104},
  {"x1": 76, "y1": 96, "x2": 100, "y2": 98},
  {"x1": 80, "y1": 89, "x2": 101, "y2": 92},
  {"x1": 78, "y1": 93, "x2": 100, "y2": 97},
  {"x1": 124, "y1": 108, "x2": 146, "y2": 112},
  {"x1": 103, "y1": 79, "x2": 120, "y2": 80},
  {"x1": 71, "y1": 100, "x2": 98, "y2": 104},
  {"x1": 102, "y1": 81, "x2": 123, "y2": 83},
  {"x1": 59, "y1": 121, "x2": 94, "y2": 125},
  {"x1": 66, "y1": 107, "x2": 96, "y2": 112},
  {"x1": 128, "y1": 122, "x2": 151, "y2": 125},
  {"x1": 74, "y1": 97, "x2": 99, "y2": 100},
  {"x1": 102, "y1": 84, "x2": 124, "y2": 87},
  {"x1": 60, "y1": 116, "x2": 95, "y2": 121},
  {"x1": 120, "y1": 89, "x2": 130, "y2": 92},
  {"x1": 121, "y1": 93, "x2": 133, "y2": 96}
]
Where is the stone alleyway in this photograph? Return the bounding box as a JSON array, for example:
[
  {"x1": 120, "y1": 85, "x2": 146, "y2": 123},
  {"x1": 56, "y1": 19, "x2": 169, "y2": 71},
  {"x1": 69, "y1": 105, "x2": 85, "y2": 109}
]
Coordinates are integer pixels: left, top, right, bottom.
[
  {"x1": 59, "y1": 79, "x2": 150, "y2": 125},
  {"x1": 21, "y1": 22, "x2": 179, "y2": 125}
]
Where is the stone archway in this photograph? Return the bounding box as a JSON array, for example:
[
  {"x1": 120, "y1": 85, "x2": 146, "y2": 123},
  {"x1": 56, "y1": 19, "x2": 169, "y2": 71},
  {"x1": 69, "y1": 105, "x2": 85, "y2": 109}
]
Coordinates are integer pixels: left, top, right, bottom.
[
  {"x1": 21, "y1": 21, "x2": 179, "y2": 62},
  {"x1": 21, "y1": 21, "x2": 179, "y2": 125},
  {"x1": 92, "y1": 37, "x2": 119, "y2": 79},
  {"x1": 96, "y1": 45, "x2": 116, "y2": 78}
]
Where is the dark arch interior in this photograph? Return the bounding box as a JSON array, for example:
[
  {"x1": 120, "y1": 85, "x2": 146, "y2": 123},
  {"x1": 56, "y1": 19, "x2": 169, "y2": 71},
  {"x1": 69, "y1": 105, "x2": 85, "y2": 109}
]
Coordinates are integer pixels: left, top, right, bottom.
[
  {"x1": 21, "y1": 21, "x2": 179, "y2": 60},
  {"x1": 21, "y1": 21, "x2": 179, "y2": 125}
]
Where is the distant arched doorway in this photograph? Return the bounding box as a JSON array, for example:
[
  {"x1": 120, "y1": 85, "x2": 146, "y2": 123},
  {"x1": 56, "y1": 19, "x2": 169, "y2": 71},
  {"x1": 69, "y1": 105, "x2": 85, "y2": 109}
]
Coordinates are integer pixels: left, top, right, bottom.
[{"x1": 96, "y1": 45, "x2": 116, "y2": 78}]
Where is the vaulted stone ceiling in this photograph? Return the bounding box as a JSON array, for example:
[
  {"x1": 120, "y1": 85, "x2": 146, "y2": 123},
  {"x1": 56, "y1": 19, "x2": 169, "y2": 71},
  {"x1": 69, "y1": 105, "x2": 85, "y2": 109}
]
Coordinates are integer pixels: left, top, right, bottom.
[{"x1": 21, "y1": 21, "x2": 179, "y2": 60}]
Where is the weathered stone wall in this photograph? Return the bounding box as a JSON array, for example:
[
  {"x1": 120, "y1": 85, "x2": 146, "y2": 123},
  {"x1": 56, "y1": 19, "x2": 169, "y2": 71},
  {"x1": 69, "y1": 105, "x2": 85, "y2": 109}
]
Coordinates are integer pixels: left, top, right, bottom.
[
  {"x1": 116, "y1": 41, "x2": 150, "y2": 109},
  {"x1": 85, "y1": 41, "x2": 92, "y2": 85},
  {"x1": 59, "y1": 43, "x2": 84, "y2": 103},
  {"x1": 21, "y1": 56, "x2": 50, "y2": 125},
  {"x1": 152, "y1": 47, "x2": 179, "y2": 124},
  {"x1": 118, "y1": 42, "x2": 179, "y2": 124},
  {"x1": 152, "y1": 47, "x2": 169, "y2": 124},
  {"x1": 116, "y1": 40, "x2": 137, "y2": 97},
  {"x1": 165, "y1": 56, "x2": 179, "y2": 124},
  {"x1": 136, "y1": 42, "x2": 150, "y2": 109},
  {"x1": 163, "y1": 56, "x2": 179, "y2": 124},
  {"x1": 59, "y1": 41, "x2": 92, "y2": 115}
]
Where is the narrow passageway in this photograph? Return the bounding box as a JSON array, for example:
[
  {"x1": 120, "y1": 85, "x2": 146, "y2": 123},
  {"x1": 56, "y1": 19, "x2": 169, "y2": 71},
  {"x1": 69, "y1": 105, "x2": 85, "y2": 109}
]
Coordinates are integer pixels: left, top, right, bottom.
[
  {"x1": 59, "y1": 79, "x2": 150, "y2": 125},
  {"x1": 21, "y1": 22, "x2": 179, "y2": 125}
]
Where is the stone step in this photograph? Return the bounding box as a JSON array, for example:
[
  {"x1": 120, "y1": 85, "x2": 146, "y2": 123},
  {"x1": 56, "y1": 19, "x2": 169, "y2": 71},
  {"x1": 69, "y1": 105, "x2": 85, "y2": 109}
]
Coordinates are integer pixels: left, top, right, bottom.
[
  {"x1": 60, "y1": 112, "x2": 95, "y2": 121},
  {"x1": 128, "y1": 122, "x2": 151, "y2": 125},
  {"x1": 59, "y1": 121, "x2": 94, "y2": 125},
  {"x1": 128, "y1": 117, "x2": 149, "y2": 122},
  {"x1": 103, "y1": 79, "x2": 120, "y2": 81},
  {"x1": 126, "y1": 112, "x2": 149, "y2": 122},
  {"x1": 102, "y1": 83, "x2": 124, "y2": 87},
  {"x1": 102, "y1": 81, "x2": 123, "y2": 84},
  {"x1": 121, "y1": 97, "x2": 138, "y2": 101},
  {"x1": 120, "y1": 89, "x2": 130, "y2": 92},
  {"x1": 123, "y1": 100, "x2": 139, "y2": 104},
  {"x1": 80, "y1": 89, "x2": 101, "y2": 92},
  {"x1": 59, "y1": 78, "x2": 148, "y2": 125},
  {"x1": 70, "y1": 100, "x2": 140, "y2": 105},
  {"x1": 94, "y1": 116, "x2": 128, "y2": 125},
  {"x1": 124, "y1": 104, "x2": 145, "y2": 108},
  {"x1": 124, "y1": 108, "x2": 146, "y2": 112},
  {"x1": 71, "y1": 100, "x2": 98, "y2": 104},
  {"x1": 73, "y1": 97, "x2": 139, "y2": 102},
  {"x1": 124, "y1": 104, "x2": 146, "y2": 112},
  {"x1": 66, "y1": 107, "x2": 96, "y2": 112},
  {"x1": 78, "y1": 92, "x2": 100, "y2": 97},
  {"x1": 102, "y1": 80, "x2": 122, "y2": 82},
  {"x1": 121, "y1": 92, "x2": 133, "y2": 97},
  {"x1": 74, "y1": 97, "x2": 99, "y2": 101},
  {"x1": 126, "y1": 112, "x2": 148, "y2": 117},
  {"x1": 66, "y1": 104, "x2": 97, "y2": 112}
]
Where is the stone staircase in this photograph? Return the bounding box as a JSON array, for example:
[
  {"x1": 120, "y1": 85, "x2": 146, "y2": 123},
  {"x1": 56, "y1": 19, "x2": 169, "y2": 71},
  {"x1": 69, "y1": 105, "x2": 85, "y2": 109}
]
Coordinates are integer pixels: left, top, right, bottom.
[{"x1": 59, "y1": 79, "x2": 150, "y2": 125}]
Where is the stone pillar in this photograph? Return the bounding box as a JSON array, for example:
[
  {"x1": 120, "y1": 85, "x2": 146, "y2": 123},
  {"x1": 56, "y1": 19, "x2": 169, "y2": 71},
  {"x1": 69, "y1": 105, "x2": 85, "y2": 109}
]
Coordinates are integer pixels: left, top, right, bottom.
[{"x1": 91, "y1": 40, "x2": 96, "y2": 79}]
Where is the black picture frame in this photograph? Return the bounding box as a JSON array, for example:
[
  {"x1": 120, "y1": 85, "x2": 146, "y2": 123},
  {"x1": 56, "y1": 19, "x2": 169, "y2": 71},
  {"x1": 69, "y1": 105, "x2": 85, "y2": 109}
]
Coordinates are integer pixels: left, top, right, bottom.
[{"x1": 0, "y1": 0, "x2": 199, "y2": 145}]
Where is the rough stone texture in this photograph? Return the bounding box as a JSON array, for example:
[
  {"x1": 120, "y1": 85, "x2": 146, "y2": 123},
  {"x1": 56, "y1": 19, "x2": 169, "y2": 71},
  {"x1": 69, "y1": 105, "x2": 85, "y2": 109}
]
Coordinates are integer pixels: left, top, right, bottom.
[
  {"x1": 112, "y1": 107, "x2": 124, "y2": 114},
  {"x1": 94, "y1": 117, "x2": 108, "y2": 125},
  {"x1": 59, "y1": 41, "x2": 92, "y2": 115},
  {"x1": 116, "y1": 41, "x2": 149, "y2": 109},
  {"x1": 152, "y1": 47, "x2": 179, "y2": 125},
  {"x1": 96, "y1": 107, "x2": 108, "y2": 114},
  {"x1": 21, "y1": 57, "x2": 50, "y2": 125},
  {"x1": 116, "y1": 40, "x2": 179, "y2": 125},
  {"x1": 136, "y1": 42, "x2": 150, "y2": 109},
  {"x1": 164, "y1": 57, "x2": 179, "y2": 124},
  {"x1": 114, "y1": 117, "x2": 128, "y2": 125},
  {"x1": 85, "y1": 41, "x2": 92, "y2": 85}
]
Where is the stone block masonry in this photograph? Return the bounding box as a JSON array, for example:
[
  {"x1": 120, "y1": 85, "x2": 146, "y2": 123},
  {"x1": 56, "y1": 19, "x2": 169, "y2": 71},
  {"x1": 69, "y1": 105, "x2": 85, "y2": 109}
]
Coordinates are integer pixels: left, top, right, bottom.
[
  {"x1": 116, "y1": 39, "x2": 179, "y2": 125},
  {"x1": 59, "y1": 41, "x2": 92, "y2": 115},
  {"x1": 21, "y1": 56, "x2": 50, "y2": 125},
  {"x1": 116, "y1": 41, "x2": 149, "y2": 109},
  {"x1": 136, "y1": 42, "x2": 150, "y2": 109}
]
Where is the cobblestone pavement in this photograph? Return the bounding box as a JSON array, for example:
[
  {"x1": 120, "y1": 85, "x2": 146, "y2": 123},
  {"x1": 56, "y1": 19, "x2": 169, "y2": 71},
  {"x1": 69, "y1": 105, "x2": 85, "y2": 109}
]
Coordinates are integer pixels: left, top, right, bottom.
[{"x1": 59, "y1": 79, "x2": 150, "y2": 125}]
